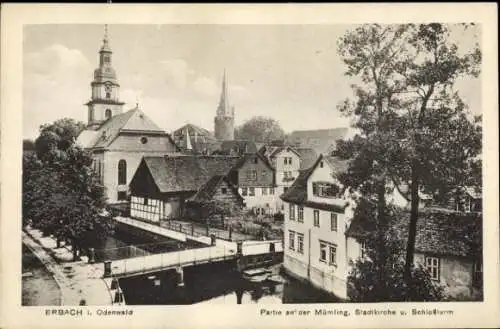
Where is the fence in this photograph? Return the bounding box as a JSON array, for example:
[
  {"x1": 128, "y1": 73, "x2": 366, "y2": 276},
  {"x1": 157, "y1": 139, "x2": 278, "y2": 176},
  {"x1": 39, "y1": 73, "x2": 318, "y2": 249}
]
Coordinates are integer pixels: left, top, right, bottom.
[{"x1": 105, "y1": 244, "x2": 237, "y2": 278}]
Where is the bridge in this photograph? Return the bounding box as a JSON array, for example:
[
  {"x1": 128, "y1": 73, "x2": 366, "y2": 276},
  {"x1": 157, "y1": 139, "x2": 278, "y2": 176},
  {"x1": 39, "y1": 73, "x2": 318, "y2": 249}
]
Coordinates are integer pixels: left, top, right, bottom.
[{"x1": 98, "y1": 216, "x2": 283, "y2": 279}]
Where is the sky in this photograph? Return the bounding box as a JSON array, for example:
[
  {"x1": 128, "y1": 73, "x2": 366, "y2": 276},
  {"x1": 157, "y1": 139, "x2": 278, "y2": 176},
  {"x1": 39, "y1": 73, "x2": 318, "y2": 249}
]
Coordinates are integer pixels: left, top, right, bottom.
[{"x1": 22, "y1": 24, "x2": 481, "y2": 140}]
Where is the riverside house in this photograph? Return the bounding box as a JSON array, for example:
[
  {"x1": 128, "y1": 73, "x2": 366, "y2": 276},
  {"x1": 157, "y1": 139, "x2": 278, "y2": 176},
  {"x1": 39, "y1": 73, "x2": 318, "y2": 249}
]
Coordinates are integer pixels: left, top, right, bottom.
[{"x1": 280, "y1": 154, "x2": 352, "y2": 299}]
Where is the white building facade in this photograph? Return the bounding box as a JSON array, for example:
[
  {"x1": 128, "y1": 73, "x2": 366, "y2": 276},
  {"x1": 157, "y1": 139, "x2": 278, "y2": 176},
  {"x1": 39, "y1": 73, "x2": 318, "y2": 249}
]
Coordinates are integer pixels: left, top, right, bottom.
[{"x1": 281, "y1": 155, "x2": 353, "y2": 299}]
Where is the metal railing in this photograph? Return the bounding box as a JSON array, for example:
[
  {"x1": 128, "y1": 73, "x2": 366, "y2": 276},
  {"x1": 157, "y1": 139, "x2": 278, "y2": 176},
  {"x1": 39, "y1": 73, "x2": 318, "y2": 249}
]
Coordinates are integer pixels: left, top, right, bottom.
[
  {"x1": 94, "y1": 240, "x2": 187, "y2": 262},
  {"x1": 107, "y1": 244, "x2": 237, "y2": 278}
]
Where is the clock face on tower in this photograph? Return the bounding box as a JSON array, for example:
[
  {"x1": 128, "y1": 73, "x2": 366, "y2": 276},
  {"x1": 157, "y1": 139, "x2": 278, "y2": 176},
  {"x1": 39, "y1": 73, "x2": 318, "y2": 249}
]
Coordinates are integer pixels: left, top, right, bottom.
[{"x1": 105, "y1": 84, "x2": 112, "y2": 92}]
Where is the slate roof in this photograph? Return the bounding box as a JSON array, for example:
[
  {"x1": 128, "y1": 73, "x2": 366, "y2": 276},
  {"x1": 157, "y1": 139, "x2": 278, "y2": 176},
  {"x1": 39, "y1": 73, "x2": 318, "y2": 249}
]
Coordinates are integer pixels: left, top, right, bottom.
[
  {"x1": 296, "y1": 147, "x2": 318, "y2": 170},
  {"x1": 187, "y1": 175, "x2": 244, "y2": 204},
  {"x1": 280, "y1": 154, "x2": 349, "y2": 213},
  {"x1": 346, "y1": 208, "x2": 482, "y2": 258},
  {"x1": 76, "y1": 108, "x2": 171, "y2": 149},
  {"x1": 142, "y1": 155, "x2": 240, "y2": 193}
]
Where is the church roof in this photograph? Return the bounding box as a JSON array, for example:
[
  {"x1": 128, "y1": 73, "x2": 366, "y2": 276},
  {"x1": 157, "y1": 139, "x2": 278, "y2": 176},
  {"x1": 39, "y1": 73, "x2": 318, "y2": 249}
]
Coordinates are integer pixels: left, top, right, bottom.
[
  {"x1": 76, "y1": 108, "x2": 167, "y2": 149},
  {"x1": 141, "y1": 155, "x2": 240, "y2": 193}
]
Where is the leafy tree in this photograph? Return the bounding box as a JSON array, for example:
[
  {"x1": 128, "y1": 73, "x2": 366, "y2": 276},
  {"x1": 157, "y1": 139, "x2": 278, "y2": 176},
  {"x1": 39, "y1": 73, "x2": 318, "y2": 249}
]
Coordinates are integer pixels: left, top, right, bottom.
[
  {"x1": 23, "y1": 118, "x2": 112, "y2": 260},
  {"x1": 188, "y1": 199, "x2": 242, "y2": 228},
  {"x1": 23, "y1": 139, "x2": 36, "y2": 151},
  {"x1": 336, "y1": 24, "x2": 413, "y2": 286},
  {"x1": 35, "y1": 118, "x2": 85, "y2": 158},
  {"x1": 336, "y1": 23, "x2": 481, "y2": 299},
  {"x1": 235, "y1": 116, "x2": 285, "y2": 142},
  {"x1": 390, "y1": 24, "x2": 481, "y2": 289},
  {"x1": 347, "y1": 202, "x2": 444, "y2": 301}
]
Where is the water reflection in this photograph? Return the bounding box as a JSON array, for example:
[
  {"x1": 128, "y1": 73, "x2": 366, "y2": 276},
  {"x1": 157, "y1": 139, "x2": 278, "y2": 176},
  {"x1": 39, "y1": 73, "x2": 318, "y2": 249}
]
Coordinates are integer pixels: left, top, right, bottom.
[{"x1": 119, "y1": 262, "x2": 340, "y2": 305}]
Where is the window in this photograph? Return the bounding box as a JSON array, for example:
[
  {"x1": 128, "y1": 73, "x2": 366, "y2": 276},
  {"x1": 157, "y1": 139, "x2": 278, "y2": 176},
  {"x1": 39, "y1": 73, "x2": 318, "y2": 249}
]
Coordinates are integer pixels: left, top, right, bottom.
[
  {"x1": 241, "y1": 188, "x2": 248, "y2": 196},
  {"x1": 473, "y1": 261, "x2": 482, "y2": 286},
  {"x1": 143, "y1": 198, "x2": 148, "y2": 205},
  {"x1": 140, "y1": 137, "x2": 148, "y2": 144},
  {"x1": 298, "y1": 206, "x2": 304, "y2": 222},
  {"x1": 269, "y1": 188, "x2": 275, "y2": 195},
  {"x1": 106, "y1": 92, "x2": 111, "y2": 99},
  {"x1": 252, "y1": 170, "x2": 257, "y2": 180},
  {"x1": 89, "y1": 109, "x2": 94, "y2": 122},
  {"x1": 284, "y1": 187, "x2": 289, "y2": 193},
  {"x1": 289, "y1": 231, "x2": 295, "y2": 250},
  {"x1": 105, "y1": 109, "x2": 112, "y2": 119},
  {"x1": 297, "y1": 234, "x2": 304, "y2": 254},
  {"x1": 425, "y1": 256, "x2": 440, "y2": 281},
  {"x1": 360, "y1": 240, "x2": 367, "y2": 258},
  {"x1": 320, "y1": 161, "x2": 324, "y2": 168},
  {"x1": 221, "y1": 188, "x2": 227, "y2": 194},
  {"x1": 313, "y1": 210, "x2": 320, "y2": 227},
  {"x1": 254, "y1": 157, "x2": 258, "y2": 164},
  {"x1": 320, "y1": 242, "x2": 327, "y2": 262},
  {"x1": 262, "y1": 187, "x2": 268, "y2": 195},
  {"x1": 118, "y1": 160, "x2": 127, "y2": 185},
  {"x1": 312, "y1": 182, "x2": 341, "y2": 198},
  {"x1": 289, "y1": 204, "x2": 295, "y2": 220},
  {"x1": 329, "y1": 245, "x2": 337, "y2": 265},
  {"x1": 249, "y1": 187, "x2": 255, "y2": 196},
  {"x1": 117, "y1": 191, "x2": 127, "y2": 201},
  {"x1": 288, "y1": 157, "x2": 292, "y2": 165},
  {"x1": 330, "y1": 213, "x2": 338, "y2": 231}
]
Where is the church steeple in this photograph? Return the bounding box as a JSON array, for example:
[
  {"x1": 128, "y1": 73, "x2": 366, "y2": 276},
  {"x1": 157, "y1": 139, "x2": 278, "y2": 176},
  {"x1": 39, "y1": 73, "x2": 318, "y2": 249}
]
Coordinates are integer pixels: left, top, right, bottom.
[
  {"x1": 85, "y1": 24, "x2": 125, "y2": 128},
  {"x1": 214, "y1": 69, "x2": 235, "y2": 140}
]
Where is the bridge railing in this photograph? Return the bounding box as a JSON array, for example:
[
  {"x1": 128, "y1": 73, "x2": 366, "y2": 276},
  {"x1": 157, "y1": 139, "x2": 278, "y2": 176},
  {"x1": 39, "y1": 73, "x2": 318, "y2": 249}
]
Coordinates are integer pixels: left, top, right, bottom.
[
  {"x1": 108, "y1": 244, "x2": 238, "y2": 277},
  {"x1": 94, "y1": 240, "x2": 188, "y2": 262}
]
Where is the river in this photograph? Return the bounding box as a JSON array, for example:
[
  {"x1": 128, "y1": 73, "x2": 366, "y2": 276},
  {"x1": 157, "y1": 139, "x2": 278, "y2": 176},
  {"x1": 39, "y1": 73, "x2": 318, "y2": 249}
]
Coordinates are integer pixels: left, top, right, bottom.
[{"x1": 97, "y1": 229, "x2": 340, "y2": 305}]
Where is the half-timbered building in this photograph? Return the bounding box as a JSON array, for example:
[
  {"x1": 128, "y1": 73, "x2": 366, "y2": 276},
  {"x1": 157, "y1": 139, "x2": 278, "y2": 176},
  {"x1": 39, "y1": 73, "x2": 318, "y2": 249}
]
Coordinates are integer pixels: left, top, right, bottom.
[{"x1": 128, "y1": 155, "x2": 240, "y2": 222}]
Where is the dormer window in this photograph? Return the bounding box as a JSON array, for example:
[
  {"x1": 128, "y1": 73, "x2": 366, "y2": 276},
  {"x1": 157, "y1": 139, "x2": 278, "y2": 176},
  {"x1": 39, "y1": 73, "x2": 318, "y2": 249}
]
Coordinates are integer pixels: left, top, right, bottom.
[{"x1": 312, "y1": 182, "x2": 341, "y2": 198}]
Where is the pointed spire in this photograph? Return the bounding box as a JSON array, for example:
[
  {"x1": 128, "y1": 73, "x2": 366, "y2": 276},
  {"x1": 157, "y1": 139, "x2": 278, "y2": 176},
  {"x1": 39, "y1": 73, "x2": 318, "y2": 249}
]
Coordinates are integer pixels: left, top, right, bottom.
[
  {"x1": 100, "y1": 24, "x2": 112, "y2": 52},
  {"x1": 217, "y1": 69, "x2": 231, "y2": 117}
]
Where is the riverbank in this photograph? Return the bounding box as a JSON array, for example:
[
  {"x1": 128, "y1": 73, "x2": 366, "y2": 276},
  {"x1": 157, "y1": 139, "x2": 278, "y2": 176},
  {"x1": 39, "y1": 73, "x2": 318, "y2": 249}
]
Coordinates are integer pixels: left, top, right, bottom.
[{"x1": 22, "y1": 227, "x2": 112, "y2": 306}]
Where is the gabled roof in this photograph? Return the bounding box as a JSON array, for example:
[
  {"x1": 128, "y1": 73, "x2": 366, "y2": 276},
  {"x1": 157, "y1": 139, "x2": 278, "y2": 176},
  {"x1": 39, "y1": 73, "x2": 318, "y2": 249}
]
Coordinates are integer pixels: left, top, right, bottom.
[
  {"x1": 76, "y1": 108, "x2": 169, "y2": 149},
  {"x1": 231, "y1": 152, "x2": 275, "y2": 172},
  {"x1": 219, "y1": 140, "x2": 258, "y2": 154},
  {"x1": 296, "y1": 147, "x2": 318, "y2": 170},
  {"x1": 346, "y1": 208, "x2": 482, "y2": 259},
  {"x1": 172, "y1": 123, "x2": 215, "y2": 140},
  {"x1": 280, "y1": 154, "x2": 349, "y2": 213},
  {"x1": 187, "y1": 175, "x2": 244, "y2": 204},
  {"x1": 141, "y1": 155, "x2": 240, "y2": 193}
]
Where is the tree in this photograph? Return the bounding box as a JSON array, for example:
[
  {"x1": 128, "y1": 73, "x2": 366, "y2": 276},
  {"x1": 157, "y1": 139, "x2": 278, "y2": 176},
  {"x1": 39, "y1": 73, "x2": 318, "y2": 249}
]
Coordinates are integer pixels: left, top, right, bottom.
[
  {"x1": 347, "y1": 202, "x2": 444, "y2": 302},
  {"x1": 234, "y1": 116, "x2": 285, "y2": 142},
  {"x1": 336, "y1": 24, "x2": 413, "y2": 288},
  {"x1": 389, "y1": 24, "x2": 481, "y2": 292},
  {"x1": 337, "y1": 23, "x2": 482, "y2": 299},
  {"x1": 23, "y1": 139, "x2": 36, "y2": 151},
  {"x1": 35, "y1": 118, "x2": 85, "y2": 158},
  {"x1": 24, "y1": 118, "x2": 113, "y2": 261}
]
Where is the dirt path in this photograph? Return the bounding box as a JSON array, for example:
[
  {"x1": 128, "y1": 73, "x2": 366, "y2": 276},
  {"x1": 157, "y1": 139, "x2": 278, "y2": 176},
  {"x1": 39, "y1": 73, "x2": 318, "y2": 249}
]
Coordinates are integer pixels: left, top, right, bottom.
[{"x1": 22, "y1": 229, "x2": 113, "y2": 306}]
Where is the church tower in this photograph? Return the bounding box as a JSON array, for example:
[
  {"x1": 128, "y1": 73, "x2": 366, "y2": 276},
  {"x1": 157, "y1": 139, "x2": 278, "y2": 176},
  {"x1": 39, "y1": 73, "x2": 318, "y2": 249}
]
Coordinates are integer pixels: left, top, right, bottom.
[
  {"x1": 214, "y1": 70, "x2": 235, "y2": 140},
  {"x1": 85, "y1": 25, "x2": 125, "y2": 129}
]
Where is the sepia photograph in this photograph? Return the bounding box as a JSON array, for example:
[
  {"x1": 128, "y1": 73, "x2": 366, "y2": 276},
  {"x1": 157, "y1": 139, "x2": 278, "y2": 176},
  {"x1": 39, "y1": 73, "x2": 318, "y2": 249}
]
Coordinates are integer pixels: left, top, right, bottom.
[
  {"x1": 1, "y1": 3, "x2": 499, "y2": 329},
  {"x1": 20, "y1": 22, "x2": 484, "y2": 306}
]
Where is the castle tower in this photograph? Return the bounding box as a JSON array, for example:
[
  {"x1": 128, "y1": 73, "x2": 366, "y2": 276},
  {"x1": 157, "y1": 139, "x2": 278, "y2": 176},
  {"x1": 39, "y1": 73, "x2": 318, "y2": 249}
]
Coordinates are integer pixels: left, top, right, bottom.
[
  {"x1": 214, "y1": 70, "x2": 235, "y2": 140},
  {"x1": 85, "y1": 25, "x2": 125, "y2": 129}
]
